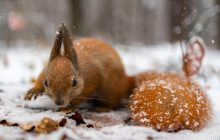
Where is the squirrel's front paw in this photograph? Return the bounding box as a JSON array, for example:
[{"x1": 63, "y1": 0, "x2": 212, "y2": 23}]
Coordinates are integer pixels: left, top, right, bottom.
[{"x1": 24, "y1": 88, "x2": 44, "y2": 100}]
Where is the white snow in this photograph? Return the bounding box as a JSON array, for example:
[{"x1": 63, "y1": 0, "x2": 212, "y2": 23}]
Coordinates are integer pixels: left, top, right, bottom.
[{"x1": 0, "y1": 42, "x2": 220, "y2": 139}]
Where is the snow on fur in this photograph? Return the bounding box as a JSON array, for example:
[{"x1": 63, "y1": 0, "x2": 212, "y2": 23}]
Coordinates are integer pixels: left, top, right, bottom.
[{"x1": 129, "y1": 72, "x2": 211, "y2": 131}]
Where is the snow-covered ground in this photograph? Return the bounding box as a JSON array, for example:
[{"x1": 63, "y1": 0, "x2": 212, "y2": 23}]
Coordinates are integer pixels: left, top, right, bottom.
[{"x1": 0, "y1": 42, "x2": 220, "y2": 140}]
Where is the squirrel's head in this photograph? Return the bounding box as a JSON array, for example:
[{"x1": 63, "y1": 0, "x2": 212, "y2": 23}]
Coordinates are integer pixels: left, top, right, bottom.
[{"x1": 44, "y1": 24, "x2": 84, "y2": 107}]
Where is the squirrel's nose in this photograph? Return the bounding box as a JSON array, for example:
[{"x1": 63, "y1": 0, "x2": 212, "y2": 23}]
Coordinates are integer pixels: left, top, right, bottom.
[{"x1": 55, "y1": 99, "x2": 64, "y2": 106}]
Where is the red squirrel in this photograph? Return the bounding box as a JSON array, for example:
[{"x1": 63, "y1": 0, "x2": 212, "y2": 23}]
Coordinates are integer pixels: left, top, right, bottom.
[{"x1": 24, "y1": 24, "x2": 133, "y2": 110}]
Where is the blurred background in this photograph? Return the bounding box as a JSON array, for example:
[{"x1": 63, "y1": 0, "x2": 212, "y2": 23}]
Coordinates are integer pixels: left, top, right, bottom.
[{"x1": 0, "y1": 0, "x2": 219, "y2": 48}]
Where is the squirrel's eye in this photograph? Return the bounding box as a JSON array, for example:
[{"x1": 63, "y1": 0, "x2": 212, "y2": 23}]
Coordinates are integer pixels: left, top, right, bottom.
[
  {"x1": 72, "y1": 79, "x2": 77, "y2": 87},
  {"x1": 44, "y1": 80, "x2": 49, "y2": 87}
]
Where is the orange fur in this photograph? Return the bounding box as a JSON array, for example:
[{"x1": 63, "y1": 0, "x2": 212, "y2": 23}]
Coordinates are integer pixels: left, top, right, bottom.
[
  {"x1": 129, "y1": 71, "x2": 211, "y2": 131},
  {"x1": 24, "y1": 24, "x2": 133, "y2": 110},
  {"x1": 70, "y1": 38, "x2": 133, "y2": 107}
]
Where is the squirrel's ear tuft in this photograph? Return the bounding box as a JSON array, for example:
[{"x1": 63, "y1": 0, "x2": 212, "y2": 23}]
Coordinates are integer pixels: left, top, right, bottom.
[
  {"x1": 49, "y1": 25, "x2": 63, "y2": 62},
  {"x1": 62, "y1": 24, "x2": 80, "y2": 72}
]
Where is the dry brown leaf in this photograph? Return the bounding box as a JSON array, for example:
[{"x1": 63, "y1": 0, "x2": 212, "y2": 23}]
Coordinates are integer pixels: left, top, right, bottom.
[
  {"x1": 67, "y1": 111, "x2": 86, "y2": 126},
  {"x1": 183, "y1": 36, "x2": 205, "y2": 77},
  {"x1": 34, "y1": 117, "x2": 59, "y2": 134},
  {"x1": 59, "y1": 118, "x2": 67, "y2": 127},
  {"x1": 19, "y1": 123, "x2": 35, "y2": 132},
  {"x1": 1, "y1": 117, "x2": 66, "y2": 134},
  {"x1": 66, "y1": 111, "x2": 94, "y2": 128},
  {"x1": 18, "y1": 117, "x2": 66, "y2": 133},
  {"x1": 86, "y1": 124, "x2": 94, "y2": 128},
  {"x1": 0, "y1": 120, "x2": 18, "y2": 126}
]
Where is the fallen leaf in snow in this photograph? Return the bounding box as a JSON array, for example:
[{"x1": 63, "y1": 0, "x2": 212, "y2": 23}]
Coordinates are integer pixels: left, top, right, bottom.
[
  {"x1": 68, "y1": 111, "x2": 86, "y2": 126},
  {"x1": 66, "y1": 111, "x2": 94, "y2": 128},
  {"x1": 34, "y1": 117, "x2": 59, "y2": 134},
  {"x1": 18, "y1": 117, "x2": 66, "y2": 133},
  {"x1": 59, "y1": 118, "x2": 67, "y2": 127},
  {"x1": 19, "y1": 123, "x2": 35, "y2": 132},
  {"x1": 0, "y1": 120, "x2": 18, "y2": 127},
  {"x1": 86, "y1": 124, "x2": 94, "y2": 128}
]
